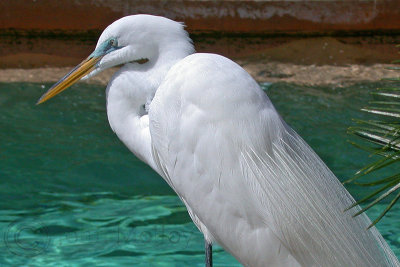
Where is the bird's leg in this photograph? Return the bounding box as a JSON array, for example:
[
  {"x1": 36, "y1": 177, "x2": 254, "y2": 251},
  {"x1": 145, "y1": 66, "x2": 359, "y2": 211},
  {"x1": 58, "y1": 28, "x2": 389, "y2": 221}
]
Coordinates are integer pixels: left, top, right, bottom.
[{"x1": 205, "y1": 238, "x2": 213, "y2": 267}]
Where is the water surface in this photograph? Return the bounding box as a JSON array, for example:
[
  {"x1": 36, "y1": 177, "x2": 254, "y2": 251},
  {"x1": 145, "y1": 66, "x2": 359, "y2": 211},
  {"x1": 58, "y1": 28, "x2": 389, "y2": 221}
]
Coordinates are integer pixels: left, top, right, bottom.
[{"x1": 0, "y1": 82, "x2": 399, "y2": 266}]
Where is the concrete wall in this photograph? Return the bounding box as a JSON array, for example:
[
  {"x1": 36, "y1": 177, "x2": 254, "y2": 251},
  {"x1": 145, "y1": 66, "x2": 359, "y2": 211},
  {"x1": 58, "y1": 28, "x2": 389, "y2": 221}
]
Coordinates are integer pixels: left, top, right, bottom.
[
  {"x1": 1, "y1": 0, "x2": 400, "y2": 68},
  {"x1": 2, "y1": 0, "x2": 400, "y2": 34}
]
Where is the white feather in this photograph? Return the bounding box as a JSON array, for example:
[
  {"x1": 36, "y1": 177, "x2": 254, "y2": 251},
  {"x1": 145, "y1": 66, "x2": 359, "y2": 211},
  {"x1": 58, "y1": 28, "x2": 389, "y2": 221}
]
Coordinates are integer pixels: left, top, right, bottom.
[{"x1": 149, "y1": 53, "x2": 399, "y2": 267}]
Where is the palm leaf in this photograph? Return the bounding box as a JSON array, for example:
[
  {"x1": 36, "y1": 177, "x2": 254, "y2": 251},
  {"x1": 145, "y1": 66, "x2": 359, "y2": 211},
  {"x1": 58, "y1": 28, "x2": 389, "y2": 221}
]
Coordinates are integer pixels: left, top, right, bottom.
[{"x1": 346, "y1": 63, "x2": 400, "y2": 227}]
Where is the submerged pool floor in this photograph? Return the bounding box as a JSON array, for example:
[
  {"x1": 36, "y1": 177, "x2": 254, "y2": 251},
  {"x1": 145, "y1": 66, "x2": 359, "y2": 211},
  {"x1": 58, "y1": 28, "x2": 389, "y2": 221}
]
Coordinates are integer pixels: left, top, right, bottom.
[{"x1": 0, "y1": 82, "x2": 399, "y2": 266}]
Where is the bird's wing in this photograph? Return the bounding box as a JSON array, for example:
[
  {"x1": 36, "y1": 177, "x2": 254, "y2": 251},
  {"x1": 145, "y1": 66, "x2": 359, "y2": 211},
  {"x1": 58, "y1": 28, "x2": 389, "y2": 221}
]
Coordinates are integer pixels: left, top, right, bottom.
[
  {"x1": 149, "y1": 53, "x2": 399, "y2": 267},
  {"x1": 240, "y1": 122, "x2": 399, "y2": 266}
]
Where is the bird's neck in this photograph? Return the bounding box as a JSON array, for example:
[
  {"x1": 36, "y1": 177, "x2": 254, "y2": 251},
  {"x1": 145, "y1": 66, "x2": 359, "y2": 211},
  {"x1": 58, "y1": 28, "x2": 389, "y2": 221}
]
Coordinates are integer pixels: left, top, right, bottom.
[{"x1": 106, "y1": 43, "x2": 193, "y2": 169}]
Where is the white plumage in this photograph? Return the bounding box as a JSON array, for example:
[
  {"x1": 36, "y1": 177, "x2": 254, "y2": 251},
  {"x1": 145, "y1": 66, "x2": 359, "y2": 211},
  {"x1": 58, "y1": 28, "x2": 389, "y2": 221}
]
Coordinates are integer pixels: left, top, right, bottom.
[
  {"x1": 149, "y1": 53, "x2": 398, "y2": 266},
  {"x1": 39, "y1": 15, "x2": 400, "y2": 267}
]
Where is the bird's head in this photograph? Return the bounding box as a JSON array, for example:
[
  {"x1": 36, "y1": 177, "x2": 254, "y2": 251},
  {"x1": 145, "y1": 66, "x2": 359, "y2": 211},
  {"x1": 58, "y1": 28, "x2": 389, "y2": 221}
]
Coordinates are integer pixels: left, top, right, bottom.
[{"x1": 37, "y1": 14, "x2": 193, "y2": 104}]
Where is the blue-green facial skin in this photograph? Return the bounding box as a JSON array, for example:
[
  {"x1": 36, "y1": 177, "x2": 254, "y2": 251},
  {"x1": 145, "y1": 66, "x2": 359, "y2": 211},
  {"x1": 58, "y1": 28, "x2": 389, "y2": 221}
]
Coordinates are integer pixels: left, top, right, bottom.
[{"x1": 90, "y1": 37, "x2": 121, "y2": 58}]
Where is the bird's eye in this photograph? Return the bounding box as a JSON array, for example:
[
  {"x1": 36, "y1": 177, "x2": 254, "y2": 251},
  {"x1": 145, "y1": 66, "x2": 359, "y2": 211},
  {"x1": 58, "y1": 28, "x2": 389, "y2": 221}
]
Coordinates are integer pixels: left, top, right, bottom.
[{"x1": 109, "y1": 38, "x2": 117, "y2": 47}]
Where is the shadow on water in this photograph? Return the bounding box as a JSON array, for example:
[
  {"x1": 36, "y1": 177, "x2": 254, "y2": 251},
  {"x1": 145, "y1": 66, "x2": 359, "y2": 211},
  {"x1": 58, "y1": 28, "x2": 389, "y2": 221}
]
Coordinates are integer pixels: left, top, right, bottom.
[{"x1": 0, "y1": 82, "x2": 399, "y2": 266}]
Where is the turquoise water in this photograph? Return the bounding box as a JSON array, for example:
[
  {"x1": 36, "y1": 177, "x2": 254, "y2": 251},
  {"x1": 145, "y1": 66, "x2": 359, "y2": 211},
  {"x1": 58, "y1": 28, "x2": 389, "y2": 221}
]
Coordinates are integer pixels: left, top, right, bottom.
[{"x1": 0, "y1": 82, "x2": 399, "y2": 266}]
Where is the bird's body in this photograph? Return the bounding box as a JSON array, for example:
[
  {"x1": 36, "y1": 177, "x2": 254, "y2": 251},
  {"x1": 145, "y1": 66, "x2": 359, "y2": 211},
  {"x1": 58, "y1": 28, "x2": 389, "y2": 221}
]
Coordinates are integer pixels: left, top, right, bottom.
[
  {"x1": 150, "y1": 53, "x2": 301, "y2": 266},
  {"x1": 38, "y1": 15, "x2": 400, "y2": 267}
]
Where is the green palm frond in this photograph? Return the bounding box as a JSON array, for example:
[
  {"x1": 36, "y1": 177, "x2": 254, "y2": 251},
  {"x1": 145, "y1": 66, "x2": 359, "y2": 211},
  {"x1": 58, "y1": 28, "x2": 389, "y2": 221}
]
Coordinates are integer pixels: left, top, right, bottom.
[{"x1": 346, "y1": 67, "x2": 400, "y2": 227}]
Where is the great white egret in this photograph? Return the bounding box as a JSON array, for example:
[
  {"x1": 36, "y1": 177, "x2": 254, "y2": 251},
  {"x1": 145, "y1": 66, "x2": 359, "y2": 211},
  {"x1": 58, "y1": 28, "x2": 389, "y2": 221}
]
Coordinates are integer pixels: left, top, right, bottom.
[{"x1": 37, "y1": 15, "x2": 400, "y2": 267}]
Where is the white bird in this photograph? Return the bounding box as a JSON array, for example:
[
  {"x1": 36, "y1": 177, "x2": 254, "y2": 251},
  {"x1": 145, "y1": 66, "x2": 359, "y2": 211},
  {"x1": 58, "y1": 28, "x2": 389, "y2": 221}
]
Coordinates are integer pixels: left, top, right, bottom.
[{"x1": 37, "y1": 15, "x2": 400, "y2": 267}]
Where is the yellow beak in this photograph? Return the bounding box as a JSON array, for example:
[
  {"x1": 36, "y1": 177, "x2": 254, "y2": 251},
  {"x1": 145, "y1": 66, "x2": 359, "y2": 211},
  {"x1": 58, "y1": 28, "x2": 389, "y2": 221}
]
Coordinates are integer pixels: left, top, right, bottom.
[{"x1": 36, "y1": 56, "x2": 100, "y2": 105}]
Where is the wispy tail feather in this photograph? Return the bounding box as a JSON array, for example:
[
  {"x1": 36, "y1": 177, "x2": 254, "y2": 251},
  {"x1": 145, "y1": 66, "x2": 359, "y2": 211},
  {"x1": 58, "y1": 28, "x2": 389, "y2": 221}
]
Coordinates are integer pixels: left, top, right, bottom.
[{"x1": 240, "y1": 124, "x2": 400, "y2": 267}]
